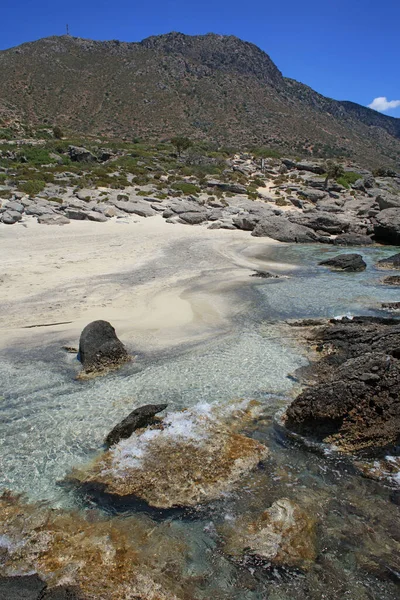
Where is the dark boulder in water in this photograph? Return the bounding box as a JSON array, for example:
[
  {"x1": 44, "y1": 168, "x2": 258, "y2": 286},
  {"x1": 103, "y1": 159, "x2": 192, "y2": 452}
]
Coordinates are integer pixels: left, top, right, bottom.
[
  {"x1": 0, "y1": 574, "x2": 46, "y2": 600},
  {"x1": 284, "y1": 317, "x2": 400, "y2": 456},
  {"x1": 319, "y1": 253, "x2": 366, "y2": 272},
  {"x1": 78, "y1": 320, "x2": 129, "y2": 374},
  {"x1": 105, "y1": 403, "x2": 168, "y2": 448},
  {"x1": 376, "y1": 252, "x2": 400, "y2": 270}
]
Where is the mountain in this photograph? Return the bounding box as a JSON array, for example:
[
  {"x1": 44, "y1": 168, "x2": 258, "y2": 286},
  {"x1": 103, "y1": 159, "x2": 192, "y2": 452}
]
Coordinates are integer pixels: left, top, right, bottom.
[{"x1": 0, "y1": 32, "x2": 399, "y2": 167}]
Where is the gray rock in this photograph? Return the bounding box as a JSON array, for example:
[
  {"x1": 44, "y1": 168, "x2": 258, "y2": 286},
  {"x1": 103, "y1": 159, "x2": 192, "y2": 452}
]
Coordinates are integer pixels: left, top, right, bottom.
[
  {"x1": 86, "y1": 211, "x2": 108, "y2": 222},
  {"x1": 376, "y1": 253, "x2": 400, "y2": 269},
  {"x1": 65, "y1": 209, "x2": 88, "y2": 220},
  {"x1": 115, "y1": 201, "x2": 156, "y2": 217},
  {"x1": 78, "y1": 320, "x2": 129, "y2": 374},
  {"x1": 165, "y1": 199, "x2": 206, "y2": 214},
  {"x1": 25, "y1": 205, "x2": 55, "y2": 217},
  {"x1": 38, "y1": 215, "x2": 70, "y2": 226},
  {"x1": 290, "y1": 212, "x2": 348, "y2": 235},
  {"x1": 69, "y1": 145, "x2": 96, "y2": 163},
  {"x1": 316, "y1": 198, "x2": 345, "y2": 212},
  {"x1": 179, "y1": 211, "x2": 208, "y2": 224},
  {"x1": 299, "y1": 188, "x2": 327, "y2": 202},
  {"x1": 5, "y1": 201, "x2": 24, "y2": 213},
  {"x1": 374, "y1": 208, "x2": 400, "y2": 245},
  {"x1": 319, "y1": 253, "x2": 366, "y2": 272},
  {"x1": 333, "y1": 233, "x2": 373, "y2": 246},
  {"x1": 233, "y1": 214, "x2": 260, "y2": 231},
  {"x1": 376, "y1": 192, "x2": 400, "y2": 210},
  {"x1": 252, "y1": 216, "x2": 318, "y2": 243},
  {"x1": 105, "y1": 404, "x2": 168, "y2": 448},
  {"x1": 1, "y1": 210, "x2": 22, "y2": 224},
  {"x1": 207, "y1": 181, "x2": 247, "y2": 194},
  {"x1": 295, "y1": 162, "x2": 325, "y2": 175}
]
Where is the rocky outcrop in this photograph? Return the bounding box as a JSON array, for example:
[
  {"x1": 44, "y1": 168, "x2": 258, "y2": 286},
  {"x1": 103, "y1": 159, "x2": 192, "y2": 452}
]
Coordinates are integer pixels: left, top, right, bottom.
[
  {"x1": 252, "y1": 216, "x2": 318, "y2": 243},
  {"x1": 68, "y1": 402, "x2": 268, "y2": 508},
  {"x1": 78, "y1": 320, "x2": 129, "y2": 375},
  {"x1": 105, "y1": 403, "x2": 168, "y2": 448},
  {"x1": 383, "y1": 275, "x2": 400, "y2": 285},
  {"x1": 284, "y1": 318, "x2": 400, "y2": 456},
  {"x1": 68, "y1": 146, "x2": 96, "y2": 163},
  {"x1": 319, "y1": 253, "x2": 366, "y2": 271},
  {"x1": 374, "y1": 208, "x2": 400, "y2": 245},
  {"x1": 221, "y1": 498, "x2": 316, "y2": 571},
  {"x1": 377, "y1": 252, "x2": 400, "y2": 269}
]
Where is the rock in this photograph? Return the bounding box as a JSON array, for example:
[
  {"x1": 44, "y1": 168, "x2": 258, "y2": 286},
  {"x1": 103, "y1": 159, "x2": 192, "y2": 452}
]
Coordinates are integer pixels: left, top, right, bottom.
[
  {"x1": 284, "y1": 318, "x2": 400, "y2": 456},
  {"x1": 319, "y1": 253, "x2": 366, "y2": 272},
  {"x1": 78, "y1": 320, "x2": 129, "y2": 374},
  {"x1": 298, "y1": 188, "x2": 327, "y2": 203},
  {"x1": 179, "y1": 211, "x2": 208, "y2": 224},
  {"x1": 105, "y1": 404, "x2": 168, "y2": 448},
  {"x1": 164, "y1": 199, "x2": 205, "y2": 215},
  {"x1": 207, "y1": 181, "x2": 247, "y2": 194},
  {"x1": 86, "y1": 211, "x2": 108, "y2": 223},
  {"x1": 37, "y1": 215, "x2": 70, "y2": 226},
  {"x1": 250, "y1": 271, "x2": 279, "y2": 278},
  {"x1": 316, "y1": 197, "x2": 345, "y2": 212},
  {"x1": 252, "y1": 216, "x2": 318, "y2": 243},
  {"x1": 376, "y1": 192, "x2": 400, "y2": 211},
  {"x1": 68, "y1": 146, "x2": 96, "y2": 163},
  {"x1": 0, "y1": 494, "x2": 189, "y2": 600},
  {"x1": 233, "y1": 214, "x2": 260, "y2": 231},
  {"x1": 383, "y1": 275, "x2": 400, "y2": 286},
  {"x1": 290, "y1": 212, "x2": 348, "y2": 234},
  {"x1": 5, "y1": 201, "x2": 24, "y2": 213},
  {"x1": 65, "y1": 209, "x2": 88, "y2": 220},
  {"x1": 25, "y1": 205, "x2": 54, "y2": 217},
  {"x1": 69, "y1": 402, "x2": 268, "y2": 509},
  {"x1": 1, "y1": 210, "x2": 22, "y2": 224},
  {"x1": 0, "y1": 575, "x2": 46, "y2": 600},
  {"x1": 381, "y1": 302, "x2": 400, "y2": 311},
  {"x1": 115, "y1": 201, "x2": 156, "y2": 217},
  {"x1": 295, "y1": 161, "x2": 325, "y2": 175},
  {"x1": 376, "y1": 253, "x2": 400, "y2": 269},
  {"x1": 221, "y1": 498, "x2": 316, "y2": 571},
  {"x1": 333, "y1": 233, "x2": 373, "y2": 246},
  {"x1": 374, "y1": 208, "x2": 400, "y2": 245}
]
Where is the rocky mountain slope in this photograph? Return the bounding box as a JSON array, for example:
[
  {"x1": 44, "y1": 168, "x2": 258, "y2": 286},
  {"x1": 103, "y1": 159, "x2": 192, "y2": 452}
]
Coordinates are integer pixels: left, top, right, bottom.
[{"x1": 0, "y1": 32, "x2": 400, "y2": 167}]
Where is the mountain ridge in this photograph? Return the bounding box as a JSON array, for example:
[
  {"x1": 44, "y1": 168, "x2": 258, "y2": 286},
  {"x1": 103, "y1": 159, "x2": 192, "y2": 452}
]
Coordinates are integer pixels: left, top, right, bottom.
[{"x1": 0, "y1": 32, "x2": 399, "y2": 167}]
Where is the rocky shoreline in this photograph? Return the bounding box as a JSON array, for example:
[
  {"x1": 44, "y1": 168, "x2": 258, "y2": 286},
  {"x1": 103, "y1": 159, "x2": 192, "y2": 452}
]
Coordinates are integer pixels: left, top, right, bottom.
[{"x1": 1, "y1": 151, "x2": 400, "y2": 247}]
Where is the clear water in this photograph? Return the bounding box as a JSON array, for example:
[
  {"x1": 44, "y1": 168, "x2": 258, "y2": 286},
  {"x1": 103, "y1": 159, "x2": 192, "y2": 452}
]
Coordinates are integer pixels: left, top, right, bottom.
[{"x1": 1, "y1": 243, "x2": 399, "y2": 599}]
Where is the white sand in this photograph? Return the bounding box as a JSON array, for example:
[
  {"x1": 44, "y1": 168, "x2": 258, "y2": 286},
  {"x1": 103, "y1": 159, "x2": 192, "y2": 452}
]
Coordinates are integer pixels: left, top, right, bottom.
[{"x1": 0, "y1": 215, "x2": 288, "y2": 352}]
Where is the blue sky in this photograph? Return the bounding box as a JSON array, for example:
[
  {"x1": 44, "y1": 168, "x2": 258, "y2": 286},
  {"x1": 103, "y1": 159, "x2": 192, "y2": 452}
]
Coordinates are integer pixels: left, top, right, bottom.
[{"x1": 2, "y1": 0, "x2": 399, "y2": 116}]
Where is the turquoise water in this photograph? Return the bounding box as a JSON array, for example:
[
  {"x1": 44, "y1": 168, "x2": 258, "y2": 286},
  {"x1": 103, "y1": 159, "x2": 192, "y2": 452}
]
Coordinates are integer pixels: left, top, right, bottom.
[{"x1": 0, "y1": 243, "x2": 399, "y2": 599}]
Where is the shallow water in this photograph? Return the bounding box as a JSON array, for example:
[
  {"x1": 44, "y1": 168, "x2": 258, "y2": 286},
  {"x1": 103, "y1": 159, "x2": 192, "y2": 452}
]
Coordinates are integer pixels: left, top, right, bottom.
[{"x1": 1, "y1": 243, "x2": 399, "y2": 599}]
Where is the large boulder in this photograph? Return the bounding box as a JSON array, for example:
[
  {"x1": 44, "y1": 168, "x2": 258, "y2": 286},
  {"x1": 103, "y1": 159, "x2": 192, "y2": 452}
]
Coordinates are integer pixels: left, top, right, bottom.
[
  {"x1": 1, "y1": 210, "x2": 22, "y2": 224},
  {"x1": 105, "y1": 404, "x2": 168, "y2": 448},
  {"x1": 68, "y1": 145, "x2": 96, "y2": 163},
  {"x1": 376, "y1": 192, "x2": 400, "y2": 211},
  {"x1": 289, "y1": 212, "x2": 349, "y2": 235},
  {"x1": 179, "y1": 210, "x2": 208, "y2": 224},
  {"x1": 37, "y1": 215, "x2": 70, "y2": 226},
  {"x1": 284, "y1": 318, "x2": 400, "y2": 456},
  {"x1": 221, "y1": 498, "x2": 316, "y2": 571},
  {"x1": 333, "y1": 233, "x2": 373, "y2": 246},
  {"x1": 68, "y1": 402, "x2": 268, "y2": 509},
  {"x1": 252, "y1": 216, "x2": 318, "y2": 243},
  {"x1": 319, "y1": 253, "x2": 366, "y2": 272},
  {"x1": 374, "y1": 208, "x2": 400, "y2": 245},
  {"x1": 78, "y1": 320, "x2": 129, "y2": 374}
]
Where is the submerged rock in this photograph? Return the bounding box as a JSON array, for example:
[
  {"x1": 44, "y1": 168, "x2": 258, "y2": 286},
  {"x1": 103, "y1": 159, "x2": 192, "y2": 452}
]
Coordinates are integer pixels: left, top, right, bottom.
[
  {"x1": 69, "y1": 402, "x2": 268, "y2": 509},
  {"x1": 105, "y1": 403, "x2": 168, "y2": 448},
  {"x1": 383, "y1": 275, "x2": 400, "y2": 286},
  {"x1": 0, "y1": 493, "x2": 188, "y2": 600},
  {"x1": 78, "y1": 320, "x2": 129, "y2": 375},
  {"x1": 221, "y1": 498, "x2": 316, "y2": 571},
  {"x1": 284, "y1": 318, "x2": 400, "y2": 456},
  {"x1": 319, "y1": 253, "x2": 366, "y2": 272},
  {"x1": 250, "y1": 271, "x2": 279, "y2": 279}
]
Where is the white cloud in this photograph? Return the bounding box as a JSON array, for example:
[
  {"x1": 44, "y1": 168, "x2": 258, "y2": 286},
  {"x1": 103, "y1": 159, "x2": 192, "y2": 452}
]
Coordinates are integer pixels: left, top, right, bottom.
[{"x1": 368, "y1": 96, "x2": 400, "y2": 112}]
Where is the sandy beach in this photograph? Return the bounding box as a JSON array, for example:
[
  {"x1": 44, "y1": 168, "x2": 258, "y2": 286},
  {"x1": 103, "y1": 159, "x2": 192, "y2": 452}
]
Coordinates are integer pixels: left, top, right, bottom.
[{"x1": 0, "y1": 216, "x2": 288, "y2": 352}]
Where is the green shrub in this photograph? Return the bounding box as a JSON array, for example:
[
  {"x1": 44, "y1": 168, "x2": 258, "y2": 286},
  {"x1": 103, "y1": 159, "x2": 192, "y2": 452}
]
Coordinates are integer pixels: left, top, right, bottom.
[
  {"x1": 336, "y1": 171, "x2": 360, "y2": 188},
  {"x1": 171, "y1": 182, "x2": 200, "y2": 195},
  {"x1": 19, "y1": 179, "x2": 46, "y2": 196},
  {"x1": 251, "y1": 147, "x2": 281, "y2": 159},
  {"x1": 53, "y1": 126, "x2": 64, "y2": 139},
  {"x1": 0, "y1": 128, "x2": 14, "y2": 140}
]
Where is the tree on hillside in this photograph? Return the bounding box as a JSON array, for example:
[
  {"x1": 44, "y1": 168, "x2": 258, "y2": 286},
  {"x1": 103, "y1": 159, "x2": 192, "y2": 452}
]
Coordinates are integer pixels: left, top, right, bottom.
[
  {"x1": 53, "y1": 125, "x2": 64, "y2": 139},
  {"x1": 171, "y1": 136, "x2": 192, "y2": 157},
  {"x1": 324, "y1": 160, "x2": 344, "y2": 190}
]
